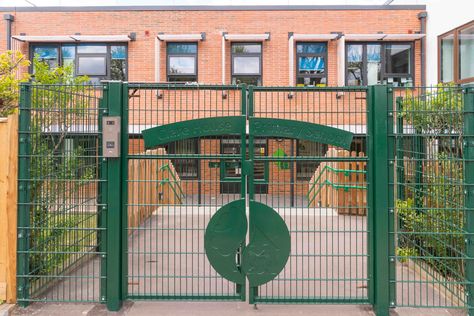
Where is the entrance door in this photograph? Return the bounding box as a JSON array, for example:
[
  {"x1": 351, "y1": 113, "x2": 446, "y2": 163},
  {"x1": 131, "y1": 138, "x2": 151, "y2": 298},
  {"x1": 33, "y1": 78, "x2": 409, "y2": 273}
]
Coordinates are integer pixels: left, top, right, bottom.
[{"x1": 220, "y1": 138, "x2": 268, "y2": 194}]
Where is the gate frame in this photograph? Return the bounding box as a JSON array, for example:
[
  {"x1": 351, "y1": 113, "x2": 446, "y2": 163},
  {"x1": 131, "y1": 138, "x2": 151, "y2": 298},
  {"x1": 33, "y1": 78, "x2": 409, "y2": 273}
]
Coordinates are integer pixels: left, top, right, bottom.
[{"x1": 110, "y1": 83, "x2": 384, "y2": 312}]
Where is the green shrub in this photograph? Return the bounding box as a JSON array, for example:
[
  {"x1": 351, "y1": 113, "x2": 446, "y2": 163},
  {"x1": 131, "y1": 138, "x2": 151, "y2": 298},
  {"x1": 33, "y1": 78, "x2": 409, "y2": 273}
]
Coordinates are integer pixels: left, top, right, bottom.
[
  {"x1": 0, "y1": 51, "x2": 30, "y2": 117},
  {"x1": 28, "y1": 57, "x2": 97, "y2": 277},
  {"x1": 397, "y1": 247, "x2": 417, "y2": 263}
]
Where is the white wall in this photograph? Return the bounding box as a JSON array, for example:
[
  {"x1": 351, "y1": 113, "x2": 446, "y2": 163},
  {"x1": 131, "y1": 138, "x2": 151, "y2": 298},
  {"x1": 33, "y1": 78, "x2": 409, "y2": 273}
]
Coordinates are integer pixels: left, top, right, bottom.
[{"x1": 393, "y1": 0, "x2": 473, "y2": 85}]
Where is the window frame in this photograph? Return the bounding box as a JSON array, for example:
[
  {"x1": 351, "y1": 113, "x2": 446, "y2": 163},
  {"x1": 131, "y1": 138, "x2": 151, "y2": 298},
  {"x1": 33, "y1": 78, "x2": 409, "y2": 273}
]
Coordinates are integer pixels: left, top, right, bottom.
[
  {"x1": 166, "y1": 138, "x2": 199, "y2": 180},
  {"x1": 231, "y1": 42, "x2": 263, "y2": 86},
  {"x1": 30, "y1": 43, "x2": 60, "y2": 71},
  {"x1": 438, "y1": 30, "x2": 456, "y2": 83},
  {"x1": 438, "y1": 20, "x2": 474, "y2": 84},
  {"x1": 166, "y1": 42, "x2": 198, "y2": 82},
  {"x1": 295, "y1": 139, "x2": 329, "y2": 181},
  {"x1": 295, "y1": 42, "x2": 328, "y2": 86},
  {"x1": 345, "y1": 42, "x2": 414, "y2": 86},
  {"x1": 29, "y1": 42, "x2": 128, "y2": 81}
]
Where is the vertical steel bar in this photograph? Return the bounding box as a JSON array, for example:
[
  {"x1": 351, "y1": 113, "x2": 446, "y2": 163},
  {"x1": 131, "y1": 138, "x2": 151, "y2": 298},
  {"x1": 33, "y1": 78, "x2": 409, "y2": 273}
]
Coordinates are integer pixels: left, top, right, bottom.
[
  {"x1": 414, "y1": 128, "x2": 424, "y2": 209},
  {"x1": 105, "y1": 81, "x2": 123, "y2": 311},
  {"x1": 237, "y1": 84, "x2": 247, "y2": 301},
  {"x1": 463, "y1": 86, "x2": 474, "y2": 316},
  {"x1": 396, "y1": 97, "x2": 405, "y2": 200},
  {"x1": 17, "y1": 83, "x2": 31, "y2": 307},
  {"x1": 368, "y1": 85, "x2": 390, "y2": 316},
  {"x1": 386, "y1": 88, "x2": 396, "y2": 308},
  {"x1": 98, "y1": 94, "x2": 107, "y2": 303},
  {"x1": 247, "y1": 85, "x2": 256, "y2": 304},
  {"x1": 367, "y1": 87, "x2": 375, "y2": 306},
  {"x1": 121, "y1": 82, "x2": 129, "y2": 299}
]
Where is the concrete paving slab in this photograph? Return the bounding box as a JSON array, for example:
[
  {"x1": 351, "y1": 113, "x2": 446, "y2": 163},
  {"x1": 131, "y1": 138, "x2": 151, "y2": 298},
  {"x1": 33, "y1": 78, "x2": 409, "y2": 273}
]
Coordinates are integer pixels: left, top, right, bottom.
[{"x1": 8, "y1": 302, "x2": 467, "y2": 316}]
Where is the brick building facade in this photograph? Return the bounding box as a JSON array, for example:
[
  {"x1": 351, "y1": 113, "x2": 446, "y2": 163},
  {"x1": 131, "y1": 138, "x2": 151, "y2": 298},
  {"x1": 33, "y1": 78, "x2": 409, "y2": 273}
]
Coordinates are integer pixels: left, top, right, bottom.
[{"x1": 1, "y1": 5, "x2": 426, "y2": 196}]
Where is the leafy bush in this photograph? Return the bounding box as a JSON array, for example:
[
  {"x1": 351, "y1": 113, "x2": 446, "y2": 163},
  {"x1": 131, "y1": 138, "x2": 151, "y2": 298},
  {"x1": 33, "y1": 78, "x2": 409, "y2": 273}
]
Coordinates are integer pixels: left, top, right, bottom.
[
  {"x1": 28, "y1": 57, "x2": 97, "y2": 277},
  {"x1": 0, "y1": 51, "x2": 30, "y2": 117},
  {"x1": 397, "y1": 196, "x2": 464, "y2": 279},
  {"x1": 400, "y1": 83, "x2": 463, "y2": 135},
  {"x1": 397, "y1": 83, "x2": 465, "y2": 281}
]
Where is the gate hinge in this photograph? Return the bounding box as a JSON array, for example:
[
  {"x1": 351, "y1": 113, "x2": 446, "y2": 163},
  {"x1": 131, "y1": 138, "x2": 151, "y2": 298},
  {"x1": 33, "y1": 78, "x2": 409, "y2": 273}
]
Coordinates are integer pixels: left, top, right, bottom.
[{"x1": 242, "y1": 160, "x2": 253, "y2": 176}]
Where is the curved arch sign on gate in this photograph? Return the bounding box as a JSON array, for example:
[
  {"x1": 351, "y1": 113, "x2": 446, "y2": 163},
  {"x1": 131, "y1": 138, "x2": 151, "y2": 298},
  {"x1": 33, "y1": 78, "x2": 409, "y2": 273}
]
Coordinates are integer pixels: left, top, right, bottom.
[{"x1": 142, "y1": 116, "x2": 353, "y2": 288}]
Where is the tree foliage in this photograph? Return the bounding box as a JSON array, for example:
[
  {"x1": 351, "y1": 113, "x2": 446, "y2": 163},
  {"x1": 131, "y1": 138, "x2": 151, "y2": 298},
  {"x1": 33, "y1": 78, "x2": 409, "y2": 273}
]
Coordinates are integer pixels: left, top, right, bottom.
[
  {"x1": 0, "y1": 51, "x2": 30, "y2": 117},
  {"x1": 397, "y1": 83, "x2": 465, "y2": 282},
  {"x1": 28, "y1": 57, "x2": 97, "y2": 276}
]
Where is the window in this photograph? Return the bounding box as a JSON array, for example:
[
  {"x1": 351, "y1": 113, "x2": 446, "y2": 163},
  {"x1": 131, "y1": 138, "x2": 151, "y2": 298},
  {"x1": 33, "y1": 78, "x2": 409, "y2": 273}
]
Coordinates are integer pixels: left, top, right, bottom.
[
  {"x1": 346, "y1": 43, "x2": 412, "y2": 87},
  {"x1": 166, "y1": 138, "x2": 198, "y2": 179},
  {"x1": 459, "y1": 24, "x2": 474, "y2": 81},
  {"x1": 33, "y1": 46, "x2": 59, "y2": 70},
  {"x1": 439, "y1": 20, "x2": 474, "y2": 84},
  {"x1": 350, "y1": 136, "x2": 367, "y2": 153},
  {"x1": 31, "y1": 43, "x2": 127, "y2": 83},
  {"x1": 296, "y1": 43, "x2": 327, "y2": 86},
  {"x1": 440, "y1": 33, "x2": 454, "y2": 82},
  {"x1": 167, "y1": 43, "x2": 198, "y2": 82},
  {"x1": 296, "y1": 140, "x2": 328, "y2": 180},
  {"x1": 231, "y1": 43, "x2": 262, "y2": 85}
]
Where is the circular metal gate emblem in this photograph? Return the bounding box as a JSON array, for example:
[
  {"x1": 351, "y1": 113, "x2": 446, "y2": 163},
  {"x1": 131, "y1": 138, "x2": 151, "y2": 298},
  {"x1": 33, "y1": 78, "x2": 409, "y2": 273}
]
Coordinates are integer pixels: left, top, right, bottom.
[{"x1": 204, "y1": 199, "x2": 291, "y2": 287}]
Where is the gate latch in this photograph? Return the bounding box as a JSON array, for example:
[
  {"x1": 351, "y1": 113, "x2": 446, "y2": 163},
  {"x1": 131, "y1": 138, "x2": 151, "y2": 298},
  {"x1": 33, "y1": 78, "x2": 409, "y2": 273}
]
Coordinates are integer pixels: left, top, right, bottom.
[
  {"x1": 102, "y1": 116, "x2": 121, "y2": 158},
  {"x1": 242, "y1": 160, "x2": 253, "y2": 176}
]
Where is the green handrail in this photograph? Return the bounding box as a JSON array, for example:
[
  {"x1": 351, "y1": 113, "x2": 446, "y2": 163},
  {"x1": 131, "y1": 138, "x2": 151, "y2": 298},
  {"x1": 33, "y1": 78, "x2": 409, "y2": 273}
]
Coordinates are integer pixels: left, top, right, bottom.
[
  {"x1": 159, "y1": 164, "x2": 185, "y2": 201},
  {"x1": 307, "y1": 165, "x2": 367, "y2": 207},
  {"x1": 308, "y1": 165, "x2": 366, "y2": 197},
  {"x1": 159, "y1": 179, "x2": 185, "y2": 203}
]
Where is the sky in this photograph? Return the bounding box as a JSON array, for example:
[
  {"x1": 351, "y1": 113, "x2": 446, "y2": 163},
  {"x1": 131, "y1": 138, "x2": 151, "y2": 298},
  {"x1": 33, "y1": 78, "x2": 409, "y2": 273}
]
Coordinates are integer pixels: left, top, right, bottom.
[{"x1": 1, "y1": 0, "x2": 426, "y2": 7}]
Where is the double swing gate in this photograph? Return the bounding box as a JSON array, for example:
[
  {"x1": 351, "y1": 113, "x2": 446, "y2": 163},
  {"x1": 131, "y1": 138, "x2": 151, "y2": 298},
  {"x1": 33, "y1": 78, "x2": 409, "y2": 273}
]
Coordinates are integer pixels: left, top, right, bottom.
[{"x1": 17, "y1": 82, "x2": 474, "y2": 316}]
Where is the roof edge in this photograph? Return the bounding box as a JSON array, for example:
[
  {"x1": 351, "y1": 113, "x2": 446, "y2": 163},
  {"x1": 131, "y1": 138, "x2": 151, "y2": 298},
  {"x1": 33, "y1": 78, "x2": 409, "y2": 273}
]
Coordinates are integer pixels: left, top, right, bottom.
[{"x1": 0, "y1": 5, "x2": 427, "y2": 13}]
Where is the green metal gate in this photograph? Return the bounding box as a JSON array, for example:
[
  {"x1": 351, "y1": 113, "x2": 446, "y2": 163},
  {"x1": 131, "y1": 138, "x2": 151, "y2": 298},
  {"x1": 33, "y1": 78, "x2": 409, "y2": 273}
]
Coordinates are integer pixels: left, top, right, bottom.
[
  {"x1": 121, "y1": 83, "x2": 372, "y2": 306},
  {"x1": 17, "y1": 82, "x2": 474, "y2": 316}
]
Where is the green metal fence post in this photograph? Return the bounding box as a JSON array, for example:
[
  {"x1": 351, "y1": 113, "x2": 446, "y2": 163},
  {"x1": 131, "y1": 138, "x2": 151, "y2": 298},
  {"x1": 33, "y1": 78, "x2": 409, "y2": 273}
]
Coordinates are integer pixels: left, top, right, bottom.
[
  {"x1": 17, "y1": 83, "x2": 31, "y2": 307},
  {"x1": 464, "y1": 86, "x2": 474, "y2": 316},
  {"x1": 105, "y1": 81, "x2": 123, "y2": 311},
  {"x1": 368, "y1": 85, "x2": 390, "y2": 316}
]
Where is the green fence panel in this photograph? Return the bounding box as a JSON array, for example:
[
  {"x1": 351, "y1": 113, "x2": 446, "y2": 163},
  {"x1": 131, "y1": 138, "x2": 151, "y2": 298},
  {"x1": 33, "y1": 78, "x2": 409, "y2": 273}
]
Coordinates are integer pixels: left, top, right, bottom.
[
  {"x1": 391, "y1": 85, "x2": 469, "y2": 313},
  {"x1": 17, "y1": 83, "x2": 32, "y2": 307},
  {"x1": 17, "y1": 83, "x2": 106, "y2": 304}
]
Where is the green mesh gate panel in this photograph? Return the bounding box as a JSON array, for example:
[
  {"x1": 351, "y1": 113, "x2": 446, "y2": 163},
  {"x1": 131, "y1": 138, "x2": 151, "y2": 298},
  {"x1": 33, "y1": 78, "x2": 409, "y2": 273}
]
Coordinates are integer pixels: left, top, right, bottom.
[
  {"x1": 249, "y1": 87, "x2": 370, "y2": 304},
  {"x1": 125, "y1": 84, "x2": 246, "y2": 300},
  {"x1": 122, "y1": 84, "x2": 371, "y2": 303},
  {"x1": 17, "y1": 84, "x2": 106, "y2": 304},
  {"x1": 390, "y1": 85, "x2": 473, "y2": 313}
]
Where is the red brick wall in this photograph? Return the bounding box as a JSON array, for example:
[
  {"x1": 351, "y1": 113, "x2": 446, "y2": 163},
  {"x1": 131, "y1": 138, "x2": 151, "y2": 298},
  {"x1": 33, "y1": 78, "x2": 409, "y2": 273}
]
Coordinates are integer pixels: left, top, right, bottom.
[{"x1": 0, "y1": 8, "x2": 424, "y2": 86}]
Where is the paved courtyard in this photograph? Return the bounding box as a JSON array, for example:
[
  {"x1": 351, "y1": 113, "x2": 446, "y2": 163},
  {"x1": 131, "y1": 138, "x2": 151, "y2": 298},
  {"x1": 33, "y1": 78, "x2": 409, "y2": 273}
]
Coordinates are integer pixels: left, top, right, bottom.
[
  {"x1": 9, "y1": 301, "x2": 466, "y2": 316},
  {"x1": 11, "y1": 197, "x2": 467, "y2": 316}
]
